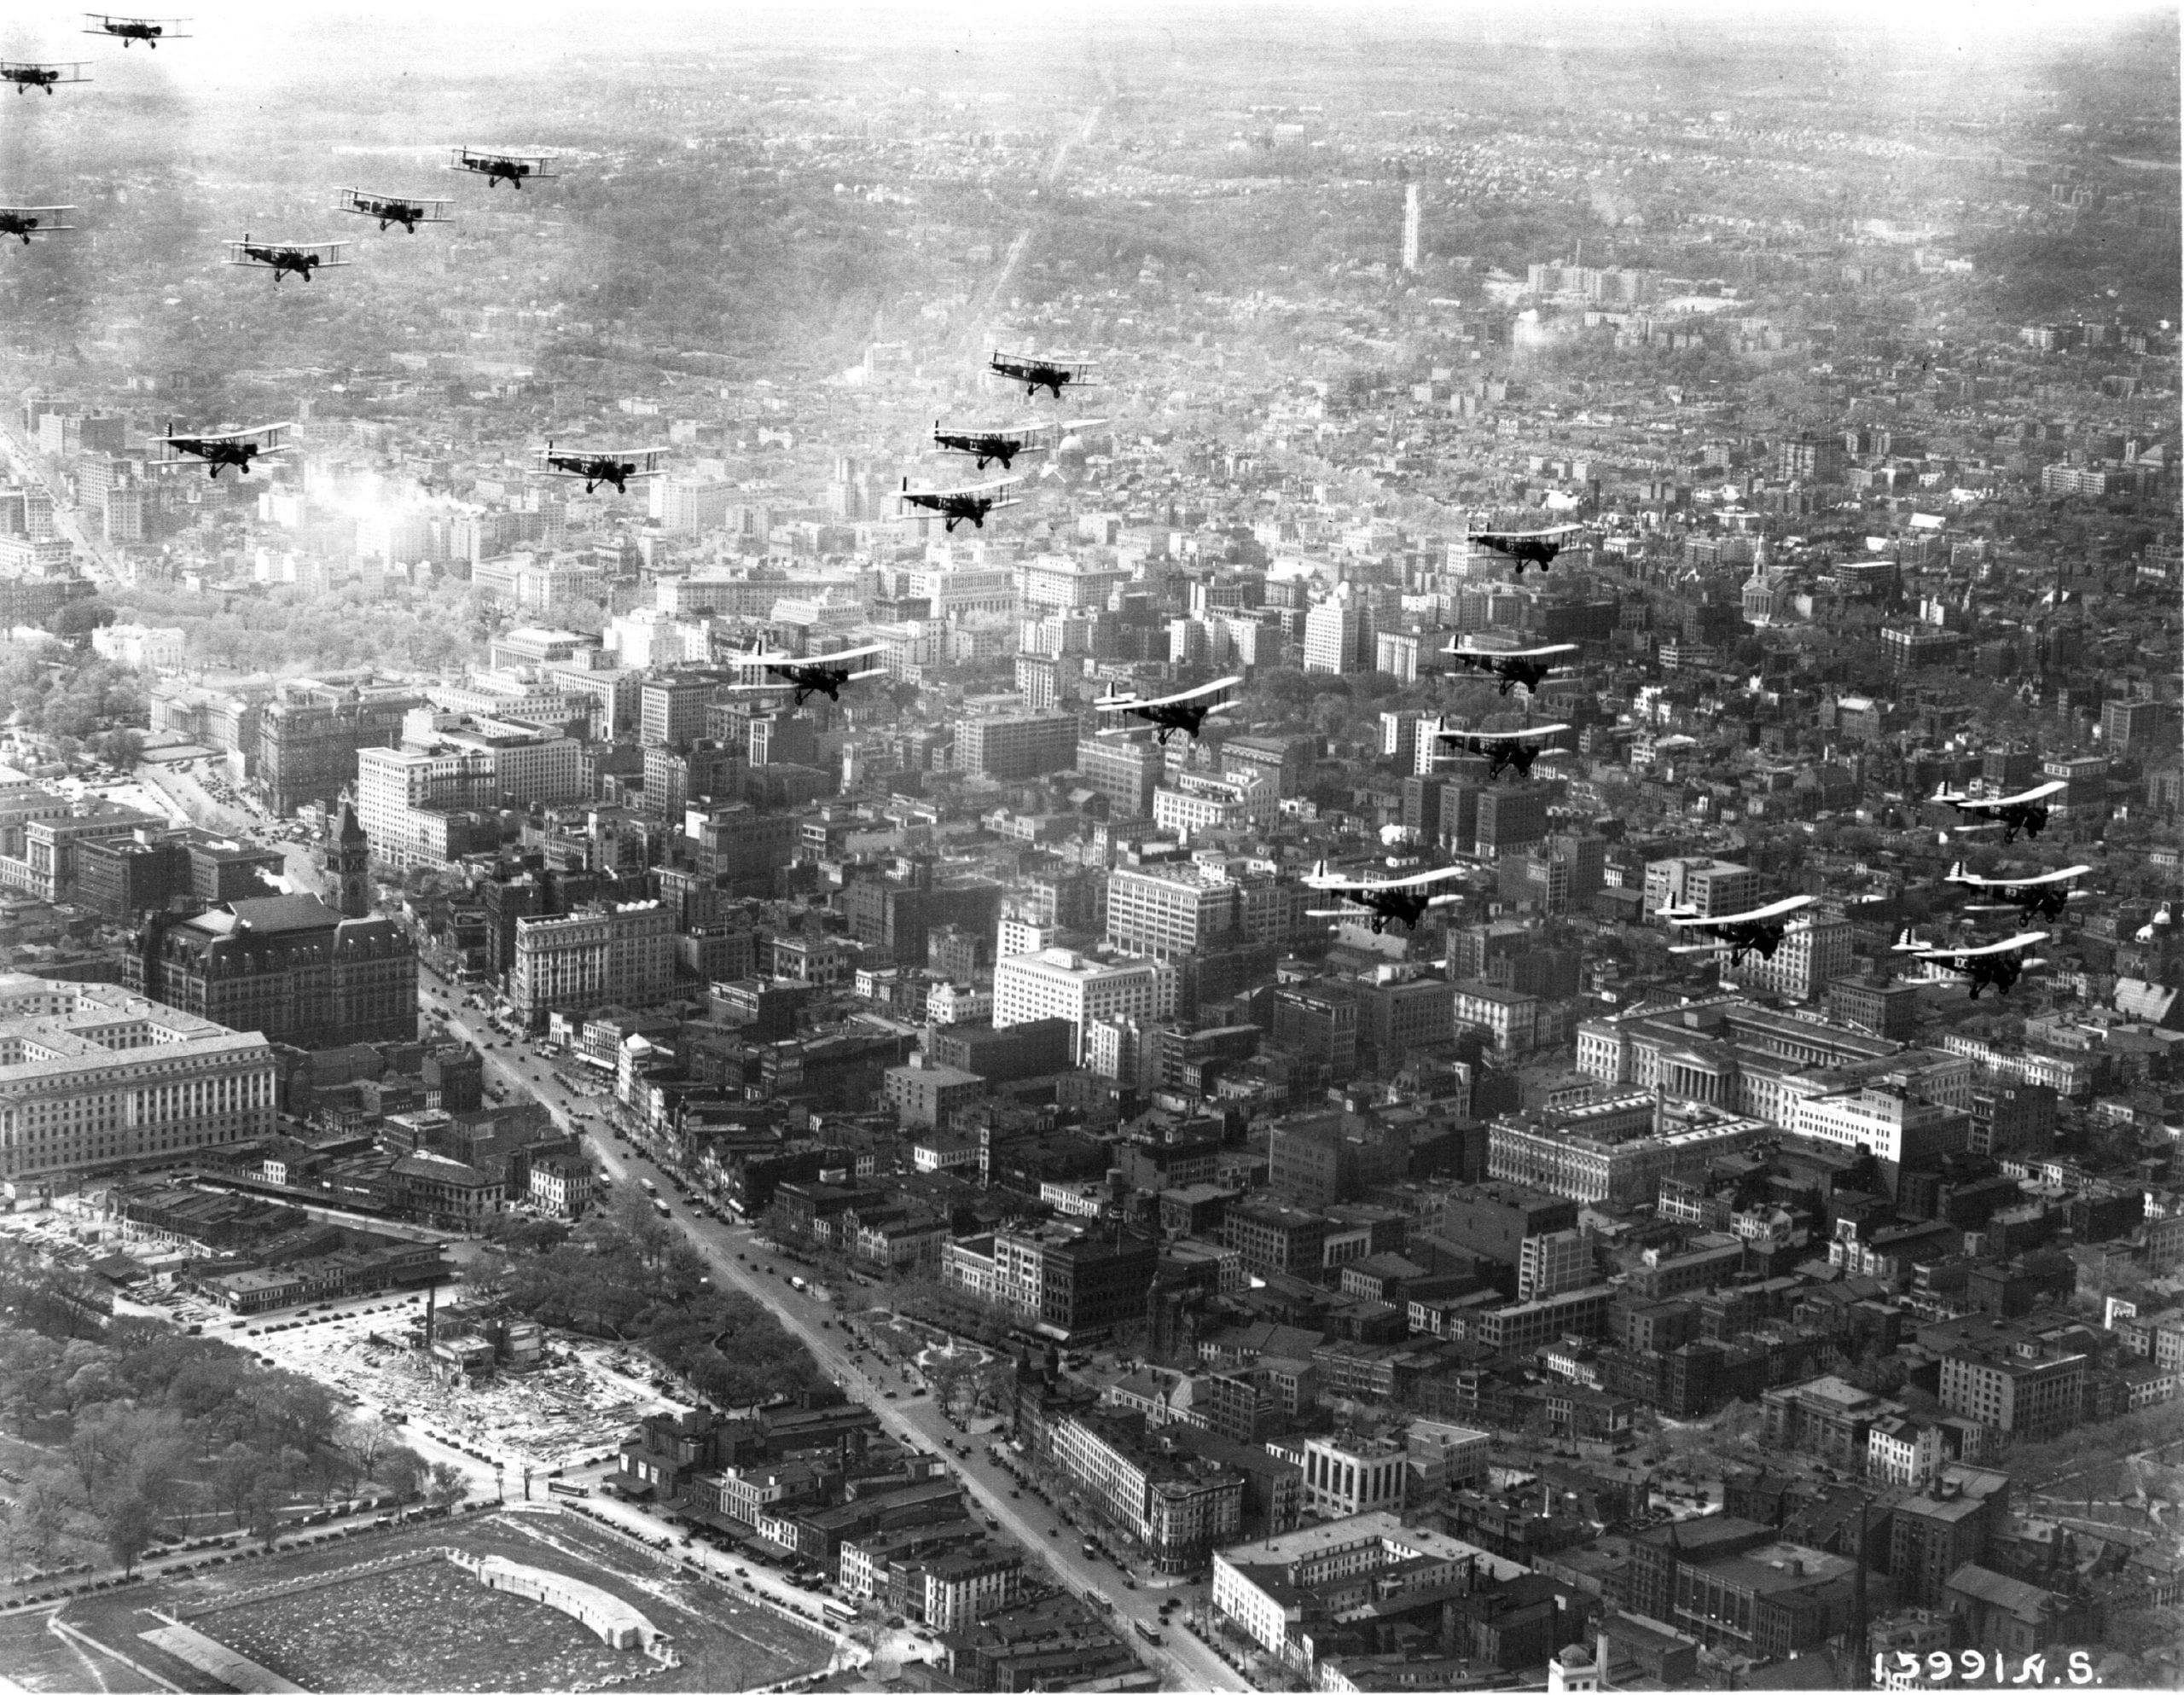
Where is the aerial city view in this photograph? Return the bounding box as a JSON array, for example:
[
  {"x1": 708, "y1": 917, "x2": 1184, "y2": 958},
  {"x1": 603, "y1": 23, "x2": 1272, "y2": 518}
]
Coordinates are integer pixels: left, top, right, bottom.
[{"x1": 0, "y1": 2, "x2": 2175, "y2": 1691}]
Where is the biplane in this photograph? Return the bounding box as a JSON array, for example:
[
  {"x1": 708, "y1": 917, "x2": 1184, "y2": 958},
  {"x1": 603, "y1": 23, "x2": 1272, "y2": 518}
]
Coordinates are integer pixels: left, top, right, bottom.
[
  {"x1": 1658, "y1": 895, "x2": 1819, "y2": 966},
  {"x1": 931, "y1": 415, "x2": 1106, "y2": 473},
  {"x1": 154, "y1": 421, "x2": 291, "y2": 480},
  {"x1": 1892, "y1": 929, "x2": 2048, "y2": 1001},
  {"x1": 335, "y1": 187, "x2": 454, "y2": 235},
  {"x1": 1443, "y1": 641, "x2": 1579, "y2": 697},
  {"x1": 725, "y1": 645, "x2": 888, "y2": 710},
  {"x1": 539, "y1": 442, "x2": 667, "y2": 496},
  {"x1": 83, "y1": 14, "x2": 188, "y2": 48},
  {"x1": 0, "y1": 206, "x2": 76, "y2": 246},
  {"x1": 451, "y1": 148, "x2": 558, "y2": 190},
  {"x1": 897, "y1": 475, "x2": 1021, "y2": 532},
  {"x1": 1429, "y1": 721, "x2": 1570, "y2": 781},
  {"x1": 1931, "y1": 780, "x2": 2067, "y2": 845},
  {"x1": 989, "y1": 349, "x2": 1096, "y2": 401},
  {"x1": 1304, "y1": 861, "x2": 1469, "y2": 934},
  {"x1": 1467, "y1": 522, "x2": 1585, "y2": 575},
  {"x1": 1092, "y1": 676, "x2": 1242, "y2": 746},
  {"x1": 226, "y1": 235, "x2": 350, "y2": 284},
  {"x1": 2, "y1": 61, "x2": 90, "y2": 94},
  {"x1": 1943, "y1": 861, "x2": 2091, "y2": 925}
]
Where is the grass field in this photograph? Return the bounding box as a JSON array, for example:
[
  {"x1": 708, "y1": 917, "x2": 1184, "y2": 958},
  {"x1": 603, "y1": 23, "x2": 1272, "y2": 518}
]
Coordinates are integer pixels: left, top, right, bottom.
[
  {"x1": 56, "y1": 1508, "x2": 835, "y2": 1693},
  {"x1": 206, "y1": 1559, "x2": 631, "y2": 1692}
]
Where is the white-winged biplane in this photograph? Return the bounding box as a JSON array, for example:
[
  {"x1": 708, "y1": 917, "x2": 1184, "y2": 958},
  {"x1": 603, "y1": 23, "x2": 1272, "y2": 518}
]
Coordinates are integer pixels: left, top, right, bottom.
[
  {"x1": 989, "y1": 349, "x2": 1096, "y2": 401},
  {"x1": 1443, "y1": 641, "x2": 1578, "y2": 696},
  {"x1": 931, "y1": 416, "x2": 1105, "y2": 473},
  {"x1": 2, "y1": 61, "x2": 90, "y2": 94},
  {"x1": 1430, "y1": 720, "x2": 1570, "y2": 781},
  {"x1": 1943, "y1": 861, "x2": 2091, "y2": 925},
  {"x1": 1093, "y1": 676, "x2": 1242, "y2": 746},
  {"x1": 83, "y1": 14, "x2": 188, "y2": 48},
  {"x1": 336, "y1": 187, "x2": 455, "y2": 235},
  {"x1": 1931, "y1": 779, "x2": 2067, "y2": 845},
  {"x1": 451, "y1": 148, "x2": 558, "y2": 191},
  {"x1": 1468, "y1": 522, "x2": 1584, "y2": 575},
  {"x1": 1892, "y1": 929, "x2": 2048, "y2": 1000},
  {"x1": 1304, "y1": 860, "x2": 1469, "y2": 934},
  {"x1": 1658, "y1": 895, "x2": 1818, "y2": 966},
  {"x1": 0, "y1": 205, "x2": 76, "y2": 246},
  {"x1": 154, "y1": 421, "x2": 291, "y2": 480},
  {"x1": 726, "y1": 645, "x2": 888, "y2": 710},
  {"x1": 897, "y1": 475, "x2": 1021, "y2": 532},
  {"x1": 540, "y1": 441, "x2": 667, "y2": 496},
  {"x1": 225, "y1": 234, "x2": 349, "y2": 285}
]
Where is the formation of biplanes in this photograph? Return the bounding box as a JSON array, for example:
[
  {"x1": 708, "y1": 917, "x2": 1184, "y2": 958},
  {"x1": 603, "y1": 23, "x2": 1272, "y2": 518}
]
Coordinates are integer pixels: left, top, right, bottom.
[{"x1": 0, "y1": 15, "x2": 2120, "y2": 994}]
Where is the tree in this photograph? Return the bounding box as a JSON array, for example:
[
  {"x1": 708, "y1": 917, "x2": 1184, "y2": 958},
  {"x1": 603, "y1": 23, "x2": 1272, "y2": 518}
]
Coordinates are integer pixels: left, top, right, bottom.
[
  {"x1": 94, "y1": 727, "x2": 143, "y2": 770},
  {"x1": 379, "y1": 1446, "x2": 424, "y2": 1502},
  {"x1": 425, "y1": 1461, "x2": 471, "y2": 1512},
  {"x1": 337, "y1": 1415, "x2": 388, "y2": 1487},
  {"x1": 215, "y1": 1442, "x2": 259, "y2": 1529},
  {"x1": 20, "y1": 1466, "x2": 84, "y2": 1564},
  {"x1": 101, "y1": 1492, "x2": 160, "y2": 1577},
  {"x1": 246, "y1": 1481, "x2": 284, "y2": 1552}
]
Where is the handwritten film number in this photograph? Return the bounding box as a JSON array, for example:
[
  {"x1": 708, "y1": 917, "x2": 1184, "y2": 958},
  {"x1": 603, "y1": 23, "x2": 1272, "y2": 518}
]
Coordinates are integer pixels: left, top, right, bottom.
[{"x1": 1874, "y1": 1651, "x2": 2096, "y2": 1686}]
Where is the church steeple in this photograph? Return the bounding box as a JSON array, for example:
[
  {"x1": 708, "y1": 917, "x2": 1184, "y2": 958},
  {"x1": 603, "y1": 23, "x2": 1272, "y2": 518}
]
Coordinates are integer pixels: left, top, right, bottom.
[{"x1": 327, "y1": 802, "x2": 370, "y2": 919}]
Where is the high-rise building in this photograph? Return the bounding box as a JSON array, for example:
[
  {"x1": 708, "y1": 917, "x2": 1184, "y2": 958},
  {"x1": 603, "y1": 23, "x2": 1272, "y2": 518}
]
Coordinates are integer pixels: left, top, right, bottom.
[
  {"x1": 1106, "y1": 866, "x2": 1241, "y2": 962},
  {"x1": 993, "y1": 949, "x2": 1176, "y2": 1064},
  {"x1": 956, "y1": 713, "x2": 1078, "y2": 781},
  {"x1": 1402, "y1": 183, "x2": 1421, "y2": 272},
  {"x1": 0, "y1": 977, "x2": 279, "y2": 1184},
  {"x1": 1303, "y1": 592, "x2": 1362, "y2": 675},
  {"x1": 1075, "y1": 735, "x2": 1160, "y2": 818},
  {"x1": 509, "y1": 901, "x2": 674, "y2": 1029},
  {"x1": 1474, "y1": 787, "x2": 1547, "y2": 859},
  {"x1": 1643, "y1": 857, "x2": 1760, "y2": 920},
  {"x1": 257, "y1": 682, "x2": 427, "y2": 817},
  {"x1": 1729, "y1": 915, "x2": 1853, "y2": 1004},
  {"x1": 639, "y1": 676, "x2": 719, "y2": 748}
]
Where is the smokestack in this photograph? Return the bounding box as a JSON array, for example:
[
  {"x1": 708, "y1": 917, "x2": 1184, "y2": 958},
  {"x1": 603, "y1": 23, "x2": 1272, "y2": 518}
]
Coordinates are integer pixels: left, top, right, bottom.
[{"x1": 1403, "y1": 184, "x2": 1421, "y2": 274}]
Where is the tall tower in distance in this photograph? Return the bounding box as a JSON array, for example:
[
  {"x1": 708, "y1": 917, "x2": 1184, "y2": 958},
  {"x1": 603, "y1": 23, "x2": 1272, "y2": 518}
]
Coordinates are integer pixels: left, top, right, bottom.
[
  {"x1": 1402, "y1": 183, "x2": 1421, "y2": 273},
  {"x1": 327, "y1": 801, "x2": 371, "y2": 919}
]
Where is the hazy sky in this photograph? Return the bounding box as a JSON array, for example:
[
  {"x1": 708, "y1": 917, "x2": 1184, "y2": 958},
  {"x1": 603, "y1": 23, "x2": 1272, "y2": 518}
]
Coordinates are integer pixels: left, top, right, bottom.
[{"x1": 20, "y1": 0, "x2": 2173, "y2": 99}]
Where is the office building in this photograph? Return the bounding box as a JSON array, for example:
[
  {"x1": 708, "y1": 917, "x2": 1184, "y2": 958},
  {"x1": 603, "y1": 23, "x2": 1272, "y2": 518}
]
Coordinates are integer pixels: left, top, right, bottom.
[
  {"x1": 257, "y1": 680, "x2": 427, "y2": 816},
  {"x1": 1105, "y1": 865, "x2": 1240, "y2": 962},
  {"x1": 1642, "y1": 858, "x2": 1760, "y2": 921},
  {"x1": 1303, "y1": 592, "x2": 1363, "y2": 676},
  {"x1": 355, "y1": 742, "x2": 498, "y2": 868},
  {"x1": 956, "y1": 712, "x2": 1079, "y2": 781},
  {"x1": 1074, "y1": 734, "x2": 1160, "y2": 817},
  {"x1": 1049, "y1": 1408, "x2": 1244, "y2": 1575},
  {"x1": 130, "y1": 893, "x2": 416, "y2": 1050},
  {"x1": 1269, "y1": 1433, "x2": 1409, "y2": 1519},
  {"x1": 639, "y1": 676, "x2": 718, "y2": 747},
  {"x1": 1517, "y1": 1228, "x2": 1594, "y2": 1300},
  {"x1": 993, "y1": 949, "x2": 1175, "y2": 1064},
  {"x1": 1488, "y1": 1100, "x2": 1773, "y2": 1206},
  {"x1": 509, "y1": 902, "x2": 674, "y2": 1029},
  {"x1": 0, "y1": 977, "x2": 279, "y2": 1183},
  {"x1": 1728, "y1": 915, "x2": 1853, "y2": 1004}
]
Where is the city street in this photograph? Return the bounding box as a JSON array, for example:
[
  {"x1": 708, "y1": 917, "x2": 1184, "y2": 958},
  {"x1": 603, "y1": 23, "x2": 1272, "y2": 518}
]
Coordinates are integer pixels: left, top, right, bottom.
[{"x1": 426, "y1": 988, "x2": 1248, "y2": 1691}]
